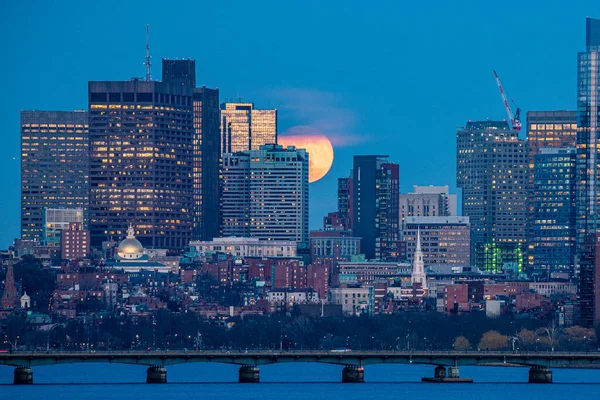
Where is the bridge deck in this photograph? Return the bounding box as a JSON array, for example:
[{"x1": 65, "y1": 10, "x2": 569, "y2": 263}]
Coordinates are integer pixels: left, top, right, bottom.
[{"x1": 1, "y1": 350, "x2": 599, "y2": 368}]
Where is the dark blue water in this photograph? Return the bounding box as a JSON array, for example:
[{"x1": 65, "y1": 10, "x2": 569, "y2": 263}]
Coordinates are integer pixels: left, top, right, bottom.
[{"x1": 1, "y1": 362, "x2": 599, "y2": 399}]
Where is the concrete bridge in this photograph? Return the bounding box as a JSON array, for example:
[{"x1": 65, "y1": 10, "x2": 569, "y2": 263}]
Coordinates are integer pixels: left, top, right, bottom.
[{"x1": 2, "y1": 350, "x2": 600, "y2": 384}]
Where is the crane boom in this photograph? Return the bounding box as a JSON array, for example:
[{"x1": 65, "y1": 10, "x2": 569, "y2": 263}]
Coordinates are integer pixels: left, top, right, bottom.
[{"x1": 493, "y1": 70, "x2": 521, "y2": 131}]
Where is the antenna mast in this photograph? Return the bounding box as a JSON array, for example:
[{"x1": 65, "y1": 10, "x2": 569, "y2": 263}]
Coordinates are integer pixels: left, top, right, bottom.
[{"x1": 144, "y1": 24, "x2": 151, "y2": 82}]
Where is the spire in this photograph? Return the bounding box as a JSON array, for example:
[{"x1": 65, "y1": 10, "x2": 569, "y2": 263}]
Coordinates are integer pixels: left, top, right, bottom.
[
  {"x1": 144, "y1": 24, "x2": 152, "y2": 82},
  {"x1": 2, "y1": 261, "x2": 17, "y2": 308},
  {"x1": 127, "y1": 224, "x2": 135, "y2": 239},
  {"x1": 411, "y1": 228, "x2": 427, "y2": 290}
]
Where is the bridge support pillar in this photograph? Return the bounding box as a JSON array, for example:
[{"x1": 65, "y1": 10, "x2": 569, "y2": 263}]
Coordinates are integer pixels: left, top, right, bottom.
[
  {"x1": 14, "y1": 366, "x2": 33, "y2": 385},
  {"x1": 447, "y1": 366, "x2": 460, "y2": 378},
  {"x1": 528, "y1": 366, "x2": 552, "y2": 383},
  {"x1": 239, "y1": 365, "x2": 260, "y2": 383},
  {"x1": 422, "y1": 365, "x2": 473, "y2": 383},
  {"x1": 342, "y1": 365, "x2": 364, "y2": 383},
  {"x1": 434, "y1": 365, "x2": 447, "y2": 379},
  {"x1": 146, "y1": 365, "x2": 167, "y2": 384}
]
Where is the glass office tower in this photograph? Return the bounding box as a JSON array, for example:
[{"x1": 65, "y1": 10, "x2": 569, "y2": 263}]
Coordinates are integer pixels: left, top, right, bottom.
[
  {"x1": 577, "y1": 17, "x2": 600, "y2": 326},
  {"x1": 220, "y1": 103, "x2": 277, "y2": 155},
  {"x1": 531, "y1": 148, "x2": 576, "y2": 277}
]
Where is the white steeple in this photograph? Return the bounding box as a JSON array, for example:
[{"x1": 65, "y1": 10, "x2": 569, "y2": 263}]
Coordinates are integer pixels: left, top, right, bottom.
[{"x1": 411, "y1": 228, "x2": 427, "y2": 288}]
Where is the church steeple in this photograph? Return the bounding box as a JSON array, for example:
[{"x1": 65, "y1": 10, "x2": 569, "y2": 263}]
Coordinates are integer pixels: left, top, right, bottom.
[
  {"x1": 411, "y1": 228, "x2": 427, "y2": 289},
  {"x1": 2, "y1": 261, "x2": 17, "y2": 308}
]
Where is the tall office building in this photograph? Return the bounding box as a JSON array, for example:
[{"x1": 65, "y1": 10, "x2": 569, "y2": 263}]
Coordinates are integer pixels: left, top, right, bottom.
[
  {"x1": 456, "y1": 121, "x2": 528, "y2": 272},
  {"x1": 352, "y1": 156, "x2": 400, "y2": 261},
  {"x1": 526, "y1": 111, "x2": 577, "y2": 271},
  {"x1": 221, "y1": 144, "x2": 309, "y2": 244},
  {"x1": 221, "y1": 152, "x2": 251, "y2": 237},
  {"x1": 88, "y1": 80, "x2": 194, "y2": 249},
  {"x1": 192, "y1": 87, "x2": 220, "y2": 240},
  {"x1": 530, "y1": 148, "x2": 576, "y2": 278},
  {"x1": 162, "y1": 59, "x2": 221, "y2": 241},
  {"x1": 576, "y1": 17, "x2": 600, "y2": 326},
  {"x1": 20, "y1": 111, "x2": 89, "y2": 242},
  {"x1": 220, "y1": 103, "x2": 277, "y2": 155}
]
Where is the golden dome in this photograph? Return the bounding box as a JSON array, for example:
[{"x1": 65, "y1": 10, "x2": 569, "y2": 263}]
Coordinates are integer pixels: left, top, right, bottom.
[{"x1": 116, "y1": 225, "x2": 144, "y2": 259}]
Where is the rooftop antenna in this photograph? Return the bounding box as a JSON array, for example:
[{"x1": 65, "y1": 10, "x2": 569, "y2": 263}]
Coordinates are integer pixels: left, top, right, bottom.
[{"x1": 144, "y1": 24, "x2": 152, "y2": 82}]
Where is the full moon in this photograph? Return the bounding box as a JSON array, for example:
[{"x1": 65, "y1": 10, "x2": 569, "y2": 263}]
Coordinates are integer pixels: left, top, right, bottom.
[{"x1": 279, "y1": 130, "x2": 334, "y2": 183}]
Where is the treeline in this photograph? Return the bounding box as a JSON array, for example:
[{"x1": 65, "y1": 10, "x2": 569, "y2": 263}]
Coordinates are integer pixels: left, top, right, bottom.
[{"x1": 5, "y1": 311, "x2": 592, "y2": 352}]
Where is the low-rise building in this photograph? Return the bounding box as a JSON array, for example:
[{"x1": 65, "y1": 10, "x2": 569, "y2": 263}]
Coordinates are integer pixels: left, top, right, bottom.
[
  {"x1": 309, "y1": 230, "x2": 361, "y2": 263},
  {"x1": 190, "y1": 237, "x2": 297, "y2": 258},
  {"x1": 329, "y1": 287, "x2": 374, "y2": 316},
  {"x1": 443, "y1": 284, "x2": 469, "y2": 313}
]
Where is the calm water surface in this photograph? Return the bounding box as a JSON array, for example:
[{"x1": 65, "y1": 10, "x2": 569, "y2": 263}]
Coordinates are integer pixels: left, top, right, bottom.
[{"x1": 0, "y1": 362, "x2": 598, "y2": 399}]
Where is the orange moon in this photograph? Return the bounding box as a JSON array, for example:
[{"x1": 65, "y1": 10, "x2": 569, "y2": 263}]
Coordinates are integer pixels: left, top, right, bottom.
[{"x1": 279, "y1": 131, "x2": 334, "y2": 183}]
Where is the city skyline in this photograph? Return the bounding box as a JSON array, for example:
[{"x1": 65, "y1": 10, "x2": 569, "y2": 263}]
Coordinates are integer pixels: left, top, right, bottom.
[{"x1": 0, "y1": 2, "x2": 597, "y2": 247}]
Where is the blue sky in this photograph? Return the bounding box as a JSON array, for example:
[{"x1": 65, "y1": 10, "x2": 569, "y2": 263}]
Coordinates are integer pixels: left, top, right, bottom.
[{"x1": 0, "y1": 0, "x2": 595, "y2": 247}]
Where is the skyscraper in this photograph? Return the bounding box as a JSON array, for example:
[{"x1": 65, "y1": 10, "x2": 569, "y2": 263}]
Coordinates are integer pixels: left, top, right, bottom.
[
  {"x1": 161, "y1": 59, "x2": 221, "y2": 241},
  {"x1": 88, "y1": 80, "x2": 194, "y2": 249},
  {"x1": 352, "y1": 156, "x2": 400, "y2": 261},
  {"x1": 221, "y1": 144, "x2": 309, "y2": 244},
  {"x1": 192, "y1": 87, "x2": 220, "y2": 241},
  {"x1": 531, "y1": 148, "x2": 576, "y2": 278},
  {"x1": 220, "y1": 103, "x2": 277, "y2": 155},
  {"x1": 21, "y1": 111, "x2": 89, "y2": 242},
  {"x1": 456, "y1": 121, "x2": 528, "y2": 272},
  {"x1": 525, "y1": 111, "x2": 577, "y2": 272},
  {"x1": 576, "y1": 17, "x2": 600, "y2": 326}
]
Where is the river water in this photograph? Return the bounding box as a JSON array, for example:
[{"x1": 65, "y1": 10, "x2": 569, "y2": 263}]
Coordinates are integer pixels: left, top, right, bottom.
[{"x1": 0, "y1": 362, "x2": 598, "y2": 399}]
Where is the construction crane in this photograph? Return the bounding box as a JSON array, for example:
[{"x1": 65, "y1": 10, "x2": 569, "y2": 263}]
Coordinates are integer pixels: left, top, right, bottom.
[{"x1": 493, "y1": 70, "x2": 521, "y2": 131}]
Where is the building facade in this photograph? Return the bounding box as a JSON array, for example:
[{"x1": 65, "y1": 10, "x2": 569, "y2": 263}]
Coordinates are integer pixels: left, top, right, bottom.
[
  {"x1": 402, "y1": 216, "x2": 471, "y2": 267},
  {"x1": 329, "y1": 287, "x2": 374, "y2": 316},
  {"x1": 43, "y1": 208, "x2": 84, "y2": 247},
  {"x1": 576, "y1": 17, "x2": 600, "y2": 326},
  {"x1": 88, "y1": 80, "x2": 194, "y2": 249},
  {"x1": 530, "y1": 148, "x2": 576, "y2": 277},
  {"x1": 456, "y1": 121, "x2": 528, "y2": 271},
  {"x1": 190, "y1": 237, "x2": 297, "y2": 258},
  {"x1": 21, "y1": 111, "x2": 89, "y2": 242},
  {"x1": 221, "y1": 144, "x2": 309, "y2": 244},
  {"x1": 220, "y1": 103, "x2": 277, "y2": 155},
  {"x1": 337, "y1": 176, "x2": 353, "y2": 232},
  {"x1": 352, "y1": 156, "x2": 400, "y2": 261},
  {"x1": 60, "y1": 222, "x2": 90, "y2": 261},
  {"x1": 309, "y1": 230, "x2": 361, "y2": 262},
  {"x1": 526, "y1": 111, "x2": 577, "y2": 165}
]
